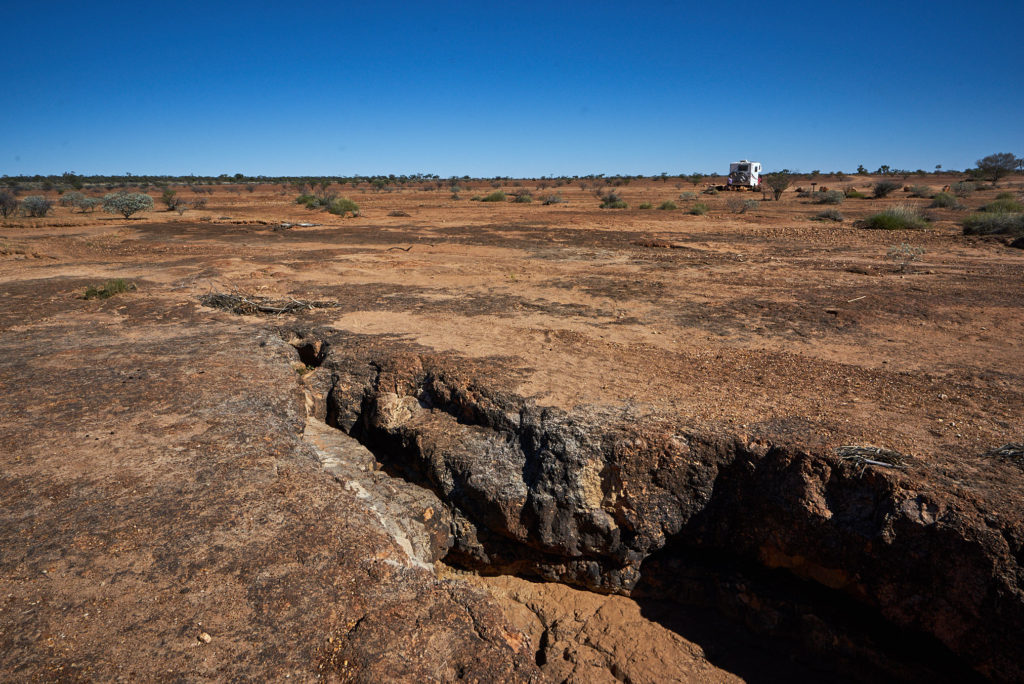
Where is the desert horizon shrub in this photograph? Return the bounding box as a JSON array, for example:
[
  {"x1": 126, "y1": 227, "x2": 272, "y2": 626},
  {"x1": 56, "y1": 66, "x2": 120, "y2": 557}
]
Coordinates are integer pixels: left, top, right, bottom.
[
  {"x1": 810, "y1": 190, "x2": 844, "y2": 205},
  {"x1": 844, "y1": 186, "x2": 867, "y2": 199},
  {"x1": 512, "y1": 192, "x2": 533, "y2": 203},
  {"x1": 599, "y1": 192, "x2": 628, "y2": 209},
  {"x1": 657, "y1": 200, "x2": 677, "y2": 210},
  {"x1": 873, "y1": 180, "x2": 901, "y2": 198},
  {"x1": 481, "y1": 191, "x2": 506, "y2": 202},
  {"x1": 60, "y1": 191, "x2": 85, "y2": 207},
  {"x1": 689, "y1": 202, "x2": 709, "y2": 215},
  {"x1": 952, "y1": 181, "x2": 976, "y2": 197},
  {"x1": 962, "y1": 212, "x2": 1024, "y2": 236},
  {"x1": 102, "y1": 192, "x2": 154, "y2": 219},
  {"x1": 0, "y1": 190, "x2": 18, "y2": 217},
  {"x1": 326, "y1": 197, "x2": 359, "y2": 217},
  {"x1": 929, "y1": 192, "x2": 961, "y2": 209},
  {"x1": 542, "y1": 194, "x2": 565, "y2": 205},
  {"x1": 908, "y1": 185, "x2": 934, "y2": 198},
  {"x1": 21, "y1": 195, "x2": 53, "y2": 217},
  {"x1": 814, "y1": 208, "x2": 844, "y2": 222},
  {"x1": 862, "y1": 204, "x2": 926, "y2": 230}
]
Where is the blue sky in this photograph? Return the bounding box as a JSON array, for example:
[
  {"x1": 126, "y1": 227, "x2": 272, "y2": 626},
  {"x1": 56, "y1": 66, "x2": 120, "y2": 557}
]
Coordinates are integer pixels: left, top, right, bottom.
[{"x1": 2, "y1": 0, "x2": 1021, "y2": 177}]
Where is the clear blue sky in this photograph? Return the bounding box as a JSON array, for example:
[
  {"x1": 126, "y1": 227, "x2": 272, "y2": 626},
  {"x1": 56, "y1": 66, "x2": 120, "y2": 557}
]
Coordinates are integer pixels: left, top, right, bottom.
[{"x1": 2, "y1": 0, "x2": 1021, "y2": 177}]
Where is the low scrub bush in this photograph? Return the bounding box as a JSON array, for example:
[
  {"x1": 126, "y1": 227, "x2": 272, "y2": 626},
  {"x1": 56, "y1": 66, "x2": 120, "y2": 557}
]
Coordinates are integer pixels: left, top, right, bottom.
[
  {"x1": 192, "y1": 197, "x2": 208, "y2": 209},
  {"x1": 678, "y1": 191, "x2": 696, "y2": 201},
  {"x1": 844, "y1": 186, "x2": 867, "y2": 199},
  {"x1": 907, "y1": 185, "x2": 934, "y2": 198},
  {"x1": 0, "y1": 190, "x2": 19, "y2": 217},
  {"x1": 810, "y1": 190, "x2": 844, "y2": 205},
  {"x1": 689, "y1": 202, "x2": 709, "y2": 215},
  {"x1": 701, "y1": 187, "x2": 719, "y2": 195},
  {"x1": 161, "y1": 189, "x2": 181, "y2": 211},
  {"x1": 326, "y1": 197, "x2": 359, "y2": 217},
  {"x1": 599, "y1": 192, "x2": 628, "y2": 209},
  {"x1": 962, "y1": 212, "x2": 1024, "y2": 236},
  {"x1": 512, "y1": 192, "x2": 533, "y2": 203},
  {"x1": 980, "y1": 198, "x2": 1024, "y2": 213},
  {"x1": 102, "y1": 192, "x2": 153, "y2": 218},
  {"x1": 75, "y1": 197, "x2": 101, "y2": 213},
  {"x1": 638, "y1": 202, "x2": 652, "y2": 210},
  {"x1": 60, "y1": 191, "x2": 85, "y2": 207},
  {"x1": 542, "y1": 194, "x2": 565, "y2": 205},
  {"x1": 872, "y1": 180, "x2": 902, "y2": 198},
  {"x1": 388, "y1": 210, "x2": 411, "y2": 217},
  {"x1": 295, "y1": 194, "x2": 318, "y2": 207},
  {"x1": 862, "y1": 204, "x2": 926, "y2": 230},
  {"x1": 814, "y1": 208, "x2": 844, "y2": 222},
  {"x1": 929, "y1": 192, "x2": 961, "y2": 209},
  {"x1": 995, "y1": 191, "x2": 1016, "y2": 201},
  {"x1": 481, "y1": 191, "x2": 506, "y2": 202},
  {"x1": 84, "y1": 278, "x2": 135, "y2": 300},
  {"x1": 657, "y1": 200, "x2": 677, "y2": 210},
  {"x1": 952, "y1": 181, "x2": 976, "y2": 197},
  {"x1": 21, "y1": 195, "x2": 53, "y2": 217}
]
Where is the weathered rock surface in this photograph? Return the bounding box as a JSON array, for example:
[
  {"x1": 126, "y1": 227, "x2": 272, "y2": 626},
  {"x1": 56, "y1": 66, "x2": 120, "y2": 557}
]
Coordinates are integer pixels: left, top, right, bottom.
[{"x1": 315, "y1": 331, "x2": 1024, "y2": 681}]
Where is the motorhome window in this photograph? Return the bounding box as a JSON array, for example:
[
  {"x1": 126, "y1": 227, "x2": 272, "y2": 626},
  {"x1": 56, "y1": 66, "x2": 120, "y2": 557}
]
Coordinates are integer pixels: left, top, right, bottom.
[{"x1": 738, "y1": 164, "x2": 749, "y2": 171}]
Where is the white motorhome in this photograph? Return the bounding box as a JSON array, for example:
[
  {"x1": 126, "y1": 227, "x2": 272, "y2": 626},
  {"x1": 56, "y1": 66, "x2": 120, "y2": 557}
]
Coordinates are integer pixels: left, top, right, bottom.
[{"x1": 727, "y1": 160, "x2": 762, "y2": 190}]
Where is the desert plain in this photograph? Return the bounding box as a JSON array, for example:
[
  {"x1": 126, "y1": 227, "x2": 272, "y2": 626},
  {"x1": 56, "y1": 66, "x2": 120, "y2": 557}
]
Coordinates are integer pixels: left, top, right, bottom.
[{"x1": 1, "y1": 175, "x2": 1022, "y2": 682}]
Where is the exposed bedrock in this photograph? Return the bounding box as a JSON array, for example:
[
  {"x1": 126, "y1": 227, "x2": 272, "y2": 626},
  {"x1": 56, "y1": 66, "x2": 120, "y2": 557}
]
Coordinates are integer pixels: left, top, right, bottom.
[{"x1": 294, "y1": 330, "x2": 1022, "y2": 681}]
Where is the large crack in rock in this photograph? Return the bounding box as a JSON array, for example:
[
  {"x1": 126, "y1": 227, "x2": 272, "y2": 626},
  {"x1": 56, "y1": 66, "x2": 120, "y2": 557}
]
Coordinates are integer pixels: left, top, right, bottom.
[{"x1": 288, "y1": 329, "x2": 1022, "y2": 681}]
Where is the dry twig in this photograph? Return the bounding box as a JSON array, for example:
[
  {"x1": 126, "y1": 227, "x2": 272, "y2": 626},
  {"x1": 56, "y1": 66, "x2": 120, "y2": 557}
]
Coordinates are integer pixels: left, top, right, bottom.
[{"x1": 199, "y1": 292, "x2": 335, "y2": 316}]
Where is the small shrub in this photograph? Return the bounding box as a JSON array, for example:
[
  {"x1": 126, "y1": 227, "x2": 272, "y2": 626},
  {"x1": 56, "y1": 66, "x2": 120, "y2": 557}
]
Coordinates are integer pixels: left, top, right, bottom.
[
  {"x1": 638, "y1": 202, "x2": 652, "y2": 210},
  {"x1": 872, "y1": 180, "x2": 901, "y2": 198},
  {"x1": 657, "y1": 200, "x2": 677, "y2": 211},
  {"x1": 512, "y1": 192, "x2": 533, "y2": 203},
  {"x1": 980, "y1": 198, "x2": 1024, "y2": 213},
  {"x1": 450, "y1": 192, "x2": 461, "y2": 200},
  {"x1": 743, "y1": 199, "x2": 759, "y2": 212},
  {"x1": 701, "y1": 187, "x2": 719, "y2": 195},
  {"x1": 599, "y1": 192, "x2": 628, "y2": 209},
  {"x1": 161, "y1": 189, "x2": 180, "y2": 211},
  {"x1": 481, "y1": 191, "x2": 506, "y2": 202},
  {"x1": 75, "y1": 197, "x2": 101, "y2": 213},
  {"x1": 83, "y1": 278, "x2": 135, "y2": 300},
  {"x1": 0, "y1": 190, "x2": 19, "y2": 217},
  {"x1": 542, "y1": 194, "x2": 565, "y2": 205},
  {"x1": 908, "y1": 185, "x2": 934, "y2": 198},
  {"x1": 388, "y1": 210, "x2": 411, "y2": 217},
  {"x1": 862, "y1": 204, "x2": 926, "y2": 230},
  {"x1": 21, "y1": 195, "x2": 53, "y2": 217},
  {"x1": 952, "y1": 181, "x2": 976, "y2": 197},
  {"x1": 60, "y1": 191, "x2": 85, "y2": 207},
  {"x1": 814, "y1": 208, "x2": 844, "y2": 222},
  {"x1": 470, "y1": 195, "x2": 483, "y2": 201},
  {"x1": 995, "y1": 191, "x2": 1016, "y2": 201},
  {"x1": 102, "y1": 192, "x2": 153, "y2": 218},
  {"x1": 689, "y1": 202, "x2": 709, "y2": 215},
  {"x1": 844, "y1": 186, "x2": 867, "y2": 199},
  {"x1": 810, "y1": 190, "x2": 844, "y2": 205},
  {"x1": 887, "y1": 243, "x2": 926, "y2": 272},
  {"x1": 929, "y1": 192, "x2": 961, "y2": 209},
  {"x1": 295, "y1": 194, "x2": 318, "y2": 207},
  {"x1": 678, "y1": 191, "x2": 696, "y2": 201},
  {"x1": 962, "y1": 212, "x2": 1024, "y2": 236},
  {"x1": 326, "y1": 197, "x2": 359, "y2": 217}
]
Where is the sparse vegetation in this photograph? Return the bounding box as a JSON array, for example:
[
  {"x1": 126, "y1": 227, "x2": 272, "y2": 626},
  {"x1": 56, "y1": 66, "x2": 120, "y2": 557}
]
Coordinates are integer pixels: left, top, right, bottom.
[
  {"x1": 962, "y1": 212, "x2": 1024, "y2": 236},
  {"x1": 814, "y1": 208, "x2": 844, "y2": 222},
  {"x1": 702, "y1": 187, "x2": 719, "y2": 196},
  {"x1": 872, "y1": 181, "x2": 901, "y2": 198},
  {"x1": 161, "y1": 189, "x2": 181, "y2": 211},
  {"x1": 763, "y1": 172, "x2": 791, "y2": 200},
  {"x1": 980, "y1": 197, "x2": 1024, "y2": 213},
  {"x1": 657, "y1": 200, "x2": 677, "y2": 211},
  {"x1": 542, "y1": 194, "x2": 565, "y2": 205},
  {"x1": 689, "y1": 202, "x2": 709, "y2": 215},
  {"x1": 481, "y1": 191, "x2": 506, "y2": 202},
  {"x1": 844, "y1": 186, "x2": 867, "y2": 199},
  {"x1": 599, "y1": 192, "x2": 628, "y2": 209},
  {"x1": 512, "y1": 192, "x2": 533, "y2": 204},
  {"x1": 638, "y1": 202, "x2": 652, "y2": 210},
  {"x1": 863, "y1": 204, "x2": 926, "y2": 230},
  {"x1": 810, "y1": 190, "x2": 844, "y2": 205},
  {"x1": 678, "y1": 191, "x2": 696, "y2": 201},
  {"x1": 326, "y1": 197, "x2": 360, "y2": 217},
  {"x1": 929, "y1": 192, "x2": 961, "y2": 209},
  {"x1": 907, "y1": 185, "x2": 934, "y2": 198},
  {"x1": 83, "y1": 278, "x2": 135, "y2": 300},
  {"x1": 103, "y1": 192, "x2": 154, "y2": 218},
  {"x1": 0, "y1": 190, "x2": 18, "y2": 217},
  {"x1": 952, "y1": 181, "x2": 976, "y2": 197},
  {"x1": 974, "y1": 152, "x2": 1019, "y2": 184},
  {"x1": 887, "y1": 243, "x2": 926, "y2": 272},
  {"x1": 20, "y1": 195, "x2": 53, "y2": 217}
]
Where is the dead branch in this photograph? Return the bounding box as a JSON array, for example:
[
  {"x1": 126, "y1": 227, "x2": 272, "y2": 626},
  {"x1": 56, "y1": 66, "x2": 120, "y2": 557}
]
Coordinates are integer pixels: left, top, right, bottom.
[{"x1": 199, "y1": 292, "x2": 336, "y2": 316}]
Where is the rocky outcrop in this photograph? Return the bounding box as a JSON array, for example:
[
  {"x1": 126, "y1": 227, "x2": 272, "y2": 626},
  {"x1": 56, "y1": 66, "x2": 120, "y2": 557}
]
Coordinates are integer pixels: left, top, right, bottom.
[{"x1": 312, "y1": 339, "x2": 1024, "y2": 681}]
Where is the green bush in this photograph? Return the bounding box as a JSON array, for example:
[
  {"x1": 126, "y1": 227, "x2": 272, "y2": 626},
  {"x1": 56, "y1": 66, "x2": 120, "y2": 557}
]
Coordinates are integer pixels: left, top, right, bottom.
[
  {"x1": 678, "y1": 191, "x2": 696, "y2": 201},
  {"x1": 689, "y1": 202, "x2": 709, "y2": 215},
  {"x1": 74, "y1": 197, "x2": 101, "y2": 213},
  {"x1": 810, "y1": 190, "x2": 844, "y2": 205},
  {"x1": 952, "y1": 181, "x2": 976, "y2": 197},
  {"x1": 84, "y1": 278, "x2": 135, "y2": 300},
  {"x1": 814, "y1": 208, "x2": 844, "y2": 222},
  {"x1": 657, "y1": 200, "x2": 677, "y2": 210},
  {"x1": 638, "y1": 202, "x2": 652, "y2": 210},
  {"x1": 481, "y1": 191, "x2": 506, "y2": 202},
  {"x1": 844, "y1": 186, "x2": 867, "y2": 199},
  {"x1": 0, "y1": 190, "x2": 17, "y2": 217},
  {"x1": 295, "y1": 194, "x2": 318, "y2": 207},
  {"x1": 962, "y1": 212, "x2": 1024, "y2": 236},
  {"x1": 21, "y1": 195, "x2": 53, "y2": 217},
  {"x1": 702, "y1": 187, "x2": 719, "y2": 195},
  {"x1": 929, "y1": 192, "x2": 961, "y2": 209},
  {"x1": 326, "y1": 197, "x2": 359, "y2": 217},
  {"x1": 862, "y1": 204, "x2": 926, "y2": 230},
  {"x1": 542, "y1": 194, "x2": 565, "y2": 205},
  {"x1": 995, "y1": 191, "x2": 1016, "y2": 200},
  {"x1": 102, "y1": 192, "x2": 154, "y2": 219},
  {"x1": 60, "y1": 191, "x2": 85, "y2": 207},
  {"x1": 980, "y1": 198, "x2": 1024, "y2": 213},
  {"x1": 872, "y1": 180, "x2": 901, "y2": 198},
  {"x1": 599, "y1": 192, "x2": 628, "y2": 209},
  {"x1": 512, "y1": 192, "x2": 533, "y2": 203},
  {"x1": 907, "y1": 185, "x2": 934, "y2": 198}
]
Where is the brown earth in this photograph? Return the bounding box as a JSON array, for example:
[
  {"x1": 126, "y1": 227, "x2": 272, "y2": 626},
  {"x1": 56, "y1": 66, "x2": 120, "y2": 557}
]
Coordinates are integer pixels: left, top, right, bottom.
[{"x1": 1, "y1": 176, "x2": 1022, "y2": 681}]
